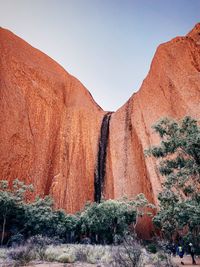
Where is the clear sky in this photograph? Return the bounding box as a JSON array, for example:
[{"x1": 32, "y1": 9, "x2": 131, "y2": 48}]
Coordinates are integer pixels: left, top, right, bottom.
[{"x1": 0, "y1": 0, "x2": 200, "y2": 111}]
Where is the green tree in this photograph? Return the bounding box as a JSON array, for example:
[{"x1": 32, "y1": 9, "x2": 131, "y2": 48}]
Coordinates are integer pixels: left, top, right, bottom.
[
  {"x1": 0, "y1": 179, "x2": 80, "y2": 245},
  {"x1": 0, "y1": 179, "x2": 33, "y2": 245},
  {"x1": 78, "y1": 195, "x2": 153, "y2": 244},
  {"x1": 24, "y1": 198, "x2": 78, "y2": 241},
  {"x1": 146, "y1": 116, "x2": 200, "y2": 245},
  {"x1": 79, "y1": 199, "x2": 136, "y2": 243},
  {"x1": 24, "y1": 196, "x2": 56, "y2": 237},
  {"x1": 0, "y1": 179, "x2": 154, "y2": 246}
]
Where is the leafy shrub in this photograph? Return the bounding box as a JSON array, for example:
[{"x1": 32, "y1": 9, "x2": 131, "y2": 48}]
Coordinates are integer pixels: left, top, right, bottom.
[
  {"x1": 147, "y1": 117, "x2": 200, "y2": 247},
  {"x1": 27, "y1": 235, "x2": 59, "y2": 247},
  {"x1": 78, "y1": 199, "x2": 137, "y2": 244},
  {"x1": 146, "y1": 243, "x2": 157, "y2": 254},
  {"x1": 0, "y1": 179, "x2": 33, "y2": 246},
  {"x1": 9, "y1": 233, "x2": 24, "y2": 247},
  {"x1": 0, "y1": 178, "x2": 151, "y2": 246},
  {"x1": 157, "y1": 251, "x2": 168, "y2": 261}
]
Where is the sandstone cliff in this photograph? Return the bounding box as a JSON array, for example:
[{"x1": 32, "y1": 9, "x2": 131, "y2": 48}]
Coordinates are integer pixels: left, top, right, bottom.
[
  {"x1": 105, "y1": 23, "x2": 200, "y2": 207},
  {"x1": 0, "y1": 28, "x2": 105, "y2": 212},
  {"x1": 0, "y1": 24, "x2": 200, "y2": 223}
]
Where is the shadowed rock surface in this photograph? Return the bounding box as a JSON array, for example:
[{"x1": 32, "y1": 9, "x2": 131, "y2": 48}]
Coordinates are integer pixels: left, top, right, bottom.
[
  {"x1": 0, "y1": 24, "x2": 200, "y2": 233},
  {"x1": 94, "y1": 112, "x2": 112, "y2": 203}
]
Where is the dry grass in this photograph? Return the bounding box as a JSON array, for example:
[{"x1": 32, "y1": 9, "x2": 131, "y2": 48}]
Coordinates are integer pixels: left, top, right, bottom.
[
  {"x1": 0, "y1": 243, "x2": 177, "y2": 267},
  {"x1": 44, "y1": 244, "x2": 115, "y2": 265}
]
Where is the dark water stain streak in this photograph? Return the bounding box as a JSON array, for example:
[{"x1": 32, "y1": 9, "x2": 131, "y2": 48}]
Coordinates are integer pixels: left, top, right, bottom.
[{"x1": 94, "y1": 112, "x2": 112, "y2": 203}]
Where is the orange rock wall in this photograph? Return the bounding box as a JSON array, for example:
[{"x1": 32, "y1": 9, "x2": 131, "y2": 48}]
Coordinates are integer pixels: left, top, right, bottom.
[
  {"x1": 0, "y1": 24, "x2": 200, "y2": 220},
  {"x1": 105, "y1": 23, "x2": 200, "y2": 206},
  {"x1": 0, "y1": 28, "x2": 105, "y2": 213}
]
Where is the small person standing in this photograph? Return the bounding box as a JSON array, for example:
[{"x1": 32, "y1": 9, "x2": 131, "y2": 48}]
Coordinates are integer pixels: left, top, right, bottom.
[
  {"x1": 188, "y1": 243, "x2": 196, "y2": 265},
  {"x1": 177, "y1": 244, "x2": 185, "y2": 265},
  {"x1": 171, "y1": 243, "x2": 177, "y2": 256}
]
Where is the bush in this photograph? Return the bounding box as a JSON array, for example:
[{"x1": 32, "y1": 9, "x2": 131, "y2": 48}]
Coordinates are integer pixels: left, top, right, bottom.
[
  {"x1": 9, "y1": 233, "x2": 24, "y2": 247},
  {"x1": 43, "y1": 245, "x2": 63, "y2": 262},
  {"x1": 8, "y1": 245, "x2": 35, "y2": 266},
  {"x1": 113, "y1": 235, "x2": 142, "y2": 267},
  {"x1": 1, "y1": 178, "x2": 148, "y2": 246},
  {"x1": 43, "y1": 244, "x2": 115, "y2": 265},
  {"x1": 86, "y1": 245, "x2": 106, "y2": 264},
  {"x1": 27, "y1": 235, "x2": 59, "y2": 247},
  {"x1": 147, "y1": 117, "x2": 200, "y2": 246},
  {"x1": 57, "y1": 252, "x2": 76, "y2": 263},
  {"x1": 78, "y1": 199, "x2": 137, "y2": 244},
  {"x1": 7, "y1": 236, "x2": 60, "y2": 265},
  {"x1": 44, "y1": 245, "x2": 76, "y2": 262},
  {"x1": 75, "y1": 245, "x2": 89, "y2": 262},
  {"x1": 0, "y1": 248, "x2": 7, "y2": 259},
  {"x1": 146, "y1": 243, "x2": 157, "y2": 254}
]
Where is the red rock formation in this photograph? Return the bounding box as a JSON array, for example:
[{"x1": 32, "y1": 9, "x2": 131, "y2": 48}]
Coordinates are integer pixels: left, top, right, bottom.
[
  {"x1": 104, "y1": 23, "x2": 200, "y2": 237},
  {"x1": 0, "y1": 23, "x2": 200, "y2": 228},
  {"x1": 105, "y1": 23, "x2": 200, "y2": 207},
  {"x1": 0, "y1": 28, "x2": 105, "y2": 213}
]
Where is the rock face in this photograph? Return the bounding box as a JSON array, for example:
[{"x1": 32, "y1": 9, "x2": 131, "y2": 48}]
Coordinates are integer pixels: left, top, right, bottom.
[
  {"x1": 0, "y1": 28, "x2": 105, "y2": 212},
  {"x1": 105, "y1": 23, "x2": 200, "y2": 206},
  {"x1": 0, "y1": 24, "x2": 200, "y2": 224}
]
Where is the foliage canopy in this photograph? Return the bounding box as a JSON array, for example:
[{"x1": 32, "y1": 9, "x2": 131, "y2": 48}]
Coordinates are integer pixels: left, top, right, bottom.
[
  {"x1": 0, "y1": 180, "x2": 148, "y2": 246},
  {"x1": 147, "y1": 116, "x2": 200, "y2": 246}
]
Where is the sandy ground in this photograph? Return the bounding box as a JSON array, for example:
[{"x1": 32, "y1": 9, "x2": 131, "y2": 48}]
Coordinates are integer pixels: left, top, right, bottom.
[
  {"x1": 25, "y1": 263, "x2": 100, "y2": 267},
  {"x1": 24, "y1": 256, "x2": 200, "y2": 267},
  {"x1": 1, "y1": 255, "x2": 200, "y2": 267},
  {"x1": 172, "y1": 255, "x2": 200, "y2": 266},
  {"x1": 23, "y1": 256, "x2": 200, "y2": 267}
]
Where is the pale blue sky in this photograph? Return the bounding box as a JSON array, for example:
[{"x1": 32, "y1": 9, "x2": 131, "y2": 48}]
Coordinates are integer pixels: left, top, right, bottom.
[{"x1": 0, "y1": 0, "x2": 200, "y2": 111}]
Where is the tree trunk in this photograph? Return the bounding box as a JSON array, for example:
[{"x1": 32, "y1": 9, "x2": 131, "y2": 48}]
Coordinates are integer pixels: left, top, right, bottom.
[{"x1": 1, "y1": 215, "x2": 6, "y2": 246}]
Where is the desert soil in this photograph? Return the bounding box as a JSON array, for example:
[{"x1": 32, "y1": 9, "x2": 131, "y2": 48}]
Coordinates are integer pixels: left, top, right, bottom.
[
  {"x1": 24, "y1": 256, "x2": 200, "y2": 267},
  {"x1": 25, "y1": 263, "x2": 100, "y2": 267},
  {"x1": 172, "y1": 255, "x2": 200, "y2": 266}
]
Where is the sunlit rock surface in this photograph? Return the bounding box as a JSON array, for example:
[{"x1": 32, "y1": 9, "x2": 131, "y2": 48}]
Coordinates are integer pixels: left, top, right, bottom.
[
  {"x1": 0, "y1": 24, "x2": 200, "y2": 236},
  {"x1": 0, "y1": 28, "x2": 105, "y2": 212},
  {"x1": 105, "y1": 23, "x2": 200, "y2": 204}
]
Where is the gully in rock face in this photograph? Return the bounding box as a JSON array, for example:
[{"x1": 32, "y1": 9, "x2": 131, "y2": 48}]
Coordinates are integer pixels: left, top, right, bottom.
[{"x1": 94, "y1": 112, "x2": 112, "y2": 203}]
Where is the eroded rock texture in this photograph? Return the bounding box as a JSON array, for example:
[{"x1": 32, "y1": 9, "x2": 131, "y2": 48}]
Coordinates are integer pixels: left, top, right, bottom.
[
  {"x1": 105, "y1": 23, "x2": 200, "y2": 206},
  {"x1": 0, "y1": 24, "x2": 200, "y2": 226},
  {"x1": 0, "y1": 28, "x2": 105, "y2": 212}
]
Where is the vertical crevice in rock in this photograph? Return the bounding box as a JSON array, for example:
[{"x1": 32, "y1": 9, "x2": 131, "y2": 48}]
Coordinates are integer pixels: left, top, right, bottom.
[
  {"x1": 123, "y1": 99, "x2": 133, "y2": 180},
  {"x1": 94, "y1": 112, "x2": 112, "y2": 203}
]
